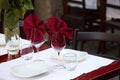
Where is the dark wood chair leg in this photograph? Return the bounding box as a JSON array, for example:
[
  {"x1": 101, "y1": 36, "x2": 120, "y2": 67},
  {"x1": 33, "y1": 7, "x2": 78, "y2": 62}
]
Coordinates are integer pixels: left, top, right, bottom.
[
  {"x1": 118, "y1": 46, "x2": 120, "y2": 58},
  {"x1": 80, "y1": 41, "x2": 85, "y2": 51},
  {"x1": 98, "y1": 41, "x2": 106, "y2": 54}
]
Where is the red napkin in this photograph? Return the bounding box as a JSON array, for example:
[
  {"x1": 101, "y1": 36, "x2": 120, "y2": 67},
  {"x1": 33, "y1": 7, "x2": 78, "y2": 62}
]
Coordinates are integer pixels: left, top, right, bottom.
[
  {"x1": 23, "y1": 14, "x2": 46, "y2": 42},
  {"x1": 46, "y1": 16, "x2": 73, "y2": 40},
  {"x1": 51, "y1": 32, "x2": 66, "y2": 49}
]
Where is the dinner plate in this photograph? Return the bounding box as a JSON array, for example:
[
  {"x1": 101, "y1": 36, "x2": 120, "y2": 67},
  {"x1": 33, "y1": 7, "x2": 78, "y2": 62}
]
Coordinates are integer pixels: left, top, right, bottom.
[
  {"x1": 11, "y1": 61, "x2": 50, "y2": 77},
  {"x1": 51, "y1": 49, "x2": 88, "y2": 61}
]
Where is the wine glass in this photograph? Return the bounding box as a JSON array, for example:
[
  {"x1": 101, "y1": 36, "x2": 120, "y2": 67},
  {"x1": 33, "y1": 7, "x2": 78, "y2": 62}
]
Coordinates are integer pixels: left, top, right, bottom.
[
  {"x1": 20, "y1": 43, "x2": 34, "y2": 60},
  {"x1": 51, "y1": 32, "x2": 66, "y2": 69},
  {"x1": 62, "y1": 52, "x2": 78, "y2": 71},
  {"x1": 30, "y1": 28, "x2": 45, "y2": 52},
  {"x1": 51, "y1": 32, "x2": 66, "y2": 55}
]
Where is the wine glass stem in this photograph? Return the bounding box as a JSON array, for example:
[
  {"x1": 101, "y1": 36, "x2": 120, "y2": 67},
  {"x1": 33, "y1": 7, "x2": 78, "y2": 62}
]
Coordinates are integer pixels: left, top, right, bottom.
[
  {"x1": 58, "y1": 52, "x2": 60, "y2": 55},
  {"x1": 37, "y1": 48, "x2": 39, "y2": 52}
]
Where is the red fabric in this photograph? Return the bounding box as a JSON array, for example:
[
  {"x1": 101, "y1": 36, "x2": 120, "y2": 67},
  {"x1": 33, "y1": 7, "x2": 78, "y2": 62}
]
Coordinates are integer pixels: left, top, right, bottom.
[
  {"x1": 51, "y1": 32, "x2": 66, "y2": 49},
  {"x1": 23, "y1": 14, "x2": 46, "y2": 42},
  {"x1": 46, "y1": 17, "x2": 73, "y2": 40}
]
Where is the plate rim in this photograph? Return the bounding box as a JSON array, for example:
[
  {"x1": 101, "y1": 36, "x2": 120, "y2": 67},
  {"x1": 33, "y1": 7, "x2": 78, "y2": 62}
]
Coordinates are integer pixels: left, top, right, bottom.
[{"x1": 11, "y1": 61, "x2": 50, "y2": 77}]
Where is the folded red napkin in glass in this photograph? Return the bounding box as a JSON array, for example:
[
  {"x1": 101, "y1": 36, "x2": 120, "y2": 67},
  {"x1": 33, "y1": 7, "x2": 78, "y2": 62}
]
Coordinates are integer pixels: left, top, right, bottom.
[
  {"x1": 23, "y1": 14, "x2": 46, "y2": 42},
  {"x1": 46, "y1": 16, "x2": 73, "y2": 40}
]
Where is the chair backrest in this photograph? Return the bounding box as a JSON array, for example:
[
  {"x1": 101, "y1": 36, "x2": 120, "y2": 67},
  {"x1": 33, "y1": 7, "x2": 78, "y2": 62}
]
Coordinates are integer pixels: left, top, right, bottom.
[
  {"x1": 73, "y1": 32, "x2": 120, "y2": 80},
  {"x1": 61, "y1": 0, "x2": 87, "y2": 30},
  {"x1": 62, "y1": 0, "x2": 86, "y2": 15},
  {"x1": 61, "y1": 0, "x2": 104, "y2": 31},
  {"x1": 74, "y1": 31, "x2": 120, "y2": 54},
  {"x1": 105, "y1": 0, "x2": 120, "y2": 19},
  {"x1": 102, "y1": 0, "x2": 120, "y2": 31}
]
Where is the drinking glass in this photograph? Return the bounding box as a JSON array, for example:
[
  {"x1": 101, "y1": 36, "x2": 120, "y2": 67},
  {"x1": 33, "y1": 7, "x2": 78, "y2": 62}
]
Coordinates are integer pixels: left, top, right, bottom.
[
  {"x1": 51, "y1": 32, "x2": 66, "y2": 68},
  {"x1": 20, "y1": 44, "x2": 34, "y2": 60},
  {"x1": 30, "y1": 28, "x2": 45, "y2": 52},
  {"x1": 51, "y1": 32, "x2": 66, "y2": 55},
  {"x1": 62, "y1": 53, "x2": 78, "y2": 71},
  {"x1": 4, "y1": 27, "x2": 20, "y2": 60}
]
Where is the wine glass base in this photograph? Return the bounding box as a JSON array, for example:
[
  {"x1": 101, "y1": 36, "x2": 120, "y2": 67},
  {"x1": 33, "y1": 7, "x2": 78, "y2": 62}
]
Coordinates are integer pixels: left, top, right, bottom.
[{"x1": 53, "y1": 64, "x2": 64, "y2": 69}]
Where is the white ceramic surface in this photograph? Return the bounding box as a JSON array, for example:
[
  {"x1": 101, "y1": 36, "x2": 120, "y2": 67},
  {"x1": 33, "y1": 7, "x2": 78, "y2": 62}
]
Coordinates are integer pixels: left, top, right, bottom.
[
  {"x1": 11, "y1": 61, "x2": 50, "y2": 77},
  {"x1": 51, "y1": 49, "x2": 88, "y2": 62}
]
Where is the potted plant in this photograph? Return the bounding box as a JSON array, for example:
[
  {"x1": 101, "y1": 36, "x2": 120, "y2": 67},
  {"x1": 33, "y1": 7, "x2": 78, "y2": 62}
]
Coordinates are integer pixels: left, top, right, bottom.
[
  {"x1": 0, "y1": 0, "x2": 34, "y2": 58},
  {"x1": 0, "y1": 0, "x2": 34, "y2": 29}
]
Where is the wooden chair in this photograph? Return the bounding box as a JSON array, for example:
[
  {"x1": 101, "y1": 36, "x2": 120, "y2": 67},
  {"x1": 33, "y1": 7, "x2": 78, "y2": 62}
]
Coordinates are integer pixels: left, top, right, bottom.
[
  {"x1": 74, "y1": 31, "x2": 120, "y2": 57},
  {"x1": 102, "y1": 0, "x2": 120, "y2": 32},
  {"x1": 96, "y1": 0, "x2": 120, "y2": 54},
  {"x1": 61, "y1": 0, "x2": 102, "y2": 31}
]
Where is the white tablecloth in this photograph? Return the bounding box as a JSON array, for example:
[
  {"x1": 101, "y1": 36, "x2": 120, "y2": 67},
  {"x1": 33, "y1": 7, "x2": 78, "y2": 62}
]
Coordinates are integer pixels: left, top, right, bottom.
[{"x1": 0, "y1": 48, "x2": 114, "y2": 80}]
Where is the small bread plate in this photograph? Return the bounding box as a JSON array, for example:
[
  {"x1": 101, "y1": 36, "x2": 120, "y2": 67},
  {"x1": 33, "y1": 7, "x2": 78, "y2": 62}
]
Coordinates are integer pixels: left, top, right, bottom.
[{"x1": 11, "y1": 61, "x2": 50, "y2": 77}]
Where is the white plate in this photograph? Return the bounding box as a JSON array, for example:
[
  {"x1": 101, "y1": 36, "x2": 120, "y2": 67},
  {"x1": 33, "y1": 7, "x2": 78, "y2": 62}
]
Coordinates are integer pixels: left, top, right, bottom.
[
  {"x1": 51, "y1": 49, "x2": 88, "y2": 61},
  {"x1": 11, "y1": 61, "x2": 50, "y2": 77}
]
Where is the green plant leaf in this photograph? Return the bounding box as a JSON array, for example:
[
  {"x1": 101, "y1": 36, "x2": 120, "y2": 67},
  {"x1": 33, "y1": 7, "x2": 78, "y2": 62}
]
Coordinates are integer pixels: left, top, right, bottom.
[
  {"x1": 3, "y1": 0, "x2": 34, "y2": 29},
  {"x1": 24, "y1": 0, "x2": 34, "y2": 10},
  {"x1": 16, "y1": 7, "x2": 27, "y2": 19},
  {"x1": 5, "y1": 9, "x2": 19, "y2": 29},
  {"x1": 0, "y1": 0, "x2": 9, "y2": 9},
  {"x1": 13, "y1": 27, "x2": 20, "y2": 40},
  {"x1": 4, "y1": 27, "x2": 12, "y2": 40}
]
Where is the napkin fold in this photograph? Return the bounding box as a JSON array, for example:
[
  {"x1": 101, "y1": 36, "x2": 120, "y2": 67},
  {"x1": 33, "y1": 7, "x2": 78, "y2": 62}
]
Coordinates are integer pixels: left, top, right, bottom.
[
  {"x1": 23, "y1": 14, "x2": 46, "y2": 42},
  {"x1": 46, "y1": 17, "x2": 73, "y2": 41}
]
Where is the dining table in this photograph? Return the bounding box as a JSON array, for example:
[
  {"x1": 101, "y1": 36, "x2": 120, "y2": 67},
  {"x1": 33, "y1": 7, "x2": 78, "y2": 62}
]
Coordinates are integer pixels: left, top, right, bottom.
[{"x1": 0, "y1": 33, "x2": 120, "y2": 80}]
